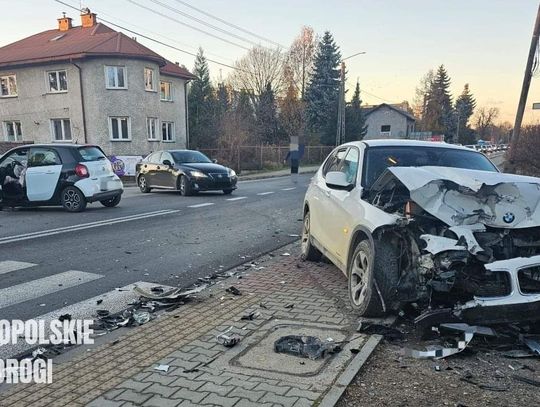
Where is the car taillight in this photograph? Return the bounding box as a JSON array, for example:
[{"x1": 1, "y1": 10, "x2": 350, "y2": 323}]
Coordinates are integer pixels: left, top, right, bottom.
[{"x1": 75, "y1": 163, "x2": 89, "y2": 178}]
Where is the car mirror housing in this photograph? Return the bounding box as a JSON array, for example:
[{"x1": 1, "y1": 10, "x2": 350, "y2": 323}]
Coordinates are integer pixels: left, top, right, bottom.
[
  {"x1": 326, "y1": 171, "x2": 354, "y2": 191},
  {"x1": 212, "y1": 159, "x2": 218, "y2": 164},
  {"x1": 163, "y1": 159, "x2": 173, "y2": 167}
]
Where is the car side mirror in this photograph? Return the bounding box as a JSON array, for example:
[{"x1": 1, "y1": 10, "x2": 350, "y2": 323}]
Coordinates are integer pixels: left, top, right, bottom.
[
  {"x1": 326, "y1": 171, "x2": 354, "y2": 191},
  {"x1": 163, "y1": 159, "x2": 173, "y2": 167},
  {"x1": 212, "y1": 159, "x2": 218, "y2": 164}
]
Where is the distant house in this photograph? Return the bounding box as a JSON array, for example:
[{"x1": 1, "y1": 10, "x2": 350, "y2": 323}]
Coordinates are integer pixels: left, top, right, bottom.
[
  {"x1": 0, "y1": 9, "x2": 195, "y2": 155},
  {"x1": 363, "y1": 103, "x2": 416, "y2": 139}
]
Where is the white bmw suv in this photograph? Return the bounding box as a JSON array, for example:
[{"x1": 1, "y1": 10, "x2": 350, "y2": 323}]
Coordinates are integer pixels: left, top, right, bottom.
[{"x1": 302, "y1": 140, "x2": 540, "y2": 323}]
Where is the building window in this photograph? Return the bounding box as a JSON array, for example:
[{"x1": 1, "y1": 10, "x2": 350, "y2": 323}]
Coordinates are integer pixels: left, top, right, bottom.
[
  {"x1": 161, "y1": 121, "x2": 174, "y2": 142},
  {"x1": 47, "y1": 70, "x2": 68, "y2": 92},
  {"x1": 0, "y1": 74, "x2": 17, "y2": 97},
  {"x1": 109, "y1": 117, "x2": 131, "y2": 141},
  {"x1": 105, "y1": 66, "x2": 127, "y2": 89},
  {"x1": 3, "y1": 121, "x2": 22, "y2": 141},
  {"x1": 147, "y1": 117, "x2": 158, "y2": 140},
  {"x1": 144, "y1": 68, "x2": 155, "y2": 91},
  {"x1": 51, "y1": 119, "x2": 72, "y2": 141},
  {"x1": 160, "y1": 81, "x2": 172, "y2": 101},
  {"x1": 381, "y1": 125, "x2": 391, "y2": 132}
]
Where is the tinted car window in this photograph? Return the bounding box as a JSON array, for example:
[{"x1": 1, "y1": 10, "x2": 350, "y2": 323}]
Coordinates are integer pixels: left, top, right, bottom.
[
  {"x1": 363, "y1": 146, "x2": 498, "y2": 188},
  {"x1": 28, "y1": 148, "x2": 61, "y2": 167},
  {"x1": 171, "y1": 151, "x2": 211, "y2": 164},
  {"x1": 78, "y1": 146, "x2": 107, "y2": 162}
]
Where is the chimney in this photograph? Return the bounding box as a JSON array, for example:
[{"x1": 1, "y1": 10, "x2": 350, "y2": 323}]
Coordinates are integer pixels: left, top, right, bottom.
[
  {"x1": 57, "y1": 12, "x2": 72, "y2": 31},
  {"x1": 80, "y1": 7, "x2": 96, "y2": 28}
]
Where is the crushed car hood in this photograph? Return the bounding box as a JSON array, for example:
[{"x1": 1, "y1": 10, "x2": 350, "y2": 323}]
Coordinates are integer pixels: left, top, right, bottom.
[{"x1": 372, "y1": 166, "x2": 540, "y2": 228}]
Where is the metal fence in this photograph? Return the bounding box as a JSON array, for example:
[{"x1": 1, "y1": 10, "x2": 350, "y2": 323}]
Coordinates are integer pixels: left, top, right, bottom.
[{"x1": 198, "y1": 145, "x2": 334, "y2": 173}]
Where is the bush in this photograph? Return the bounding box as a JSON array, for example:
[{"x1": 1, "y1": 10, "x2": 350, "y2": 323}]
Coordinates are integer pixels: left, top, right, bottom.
[{"x1": 512, "y1": 125, "x2": 540, "y2": 177}]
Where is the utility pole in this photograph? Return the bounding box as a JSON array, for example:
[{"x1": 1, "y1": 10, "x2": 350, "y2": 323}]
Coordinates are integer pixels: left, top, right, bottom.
[
  {"x1": 508, "y1": 3, "x2": 540, "y2": 167},
  {"x1": 336, "y1": 62, "x2": 346, "y2": 146}
]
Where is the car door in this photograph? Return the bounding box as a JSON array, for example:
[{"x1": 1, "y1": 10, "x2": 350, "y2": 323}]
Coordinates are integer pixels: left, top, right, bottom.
[
  {"x1": 0, "y1": 148, "x2": 29, "y2": 200},
  {"x1": 140, "y1": 152, "x2": 161, "y2": 187},
  {"x1": 154, "y1": 151, "x2": 176, "y2": 188},
  {"x1": 324, "y1": 146, "x2": 361, "y2": 265},
  {"x1": 25, "y1": 147, "x2": 63, "y2": 201},
  {"x1": 310, "y1": 147, "x2": 349, "y2": 257}
]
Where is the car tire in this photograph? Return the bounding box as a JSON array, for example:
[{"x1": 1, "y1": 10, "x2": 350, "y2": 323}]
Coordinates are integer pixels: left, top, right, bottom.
[
  {"x1": 300, "y1": 210, "x2": 322, "y2": 262},
  {"x1": 348, "y1": 238, "x2": 399, "y2": 317},
  {"x1": 100, "y1": 194, "x2": 121, "y2": 208},
  {"x1": 223, "y1": 189, "x2": 233, "y2": 195},
  {"x1": 61, "y1": 186, "x2": 87, "y2": 213},
  {"x1": 178, "y1": 175, "x2": 193, "y2": 196},
  {"x1": 138, "y1": 175, "x2": 151, "y2": 193}
]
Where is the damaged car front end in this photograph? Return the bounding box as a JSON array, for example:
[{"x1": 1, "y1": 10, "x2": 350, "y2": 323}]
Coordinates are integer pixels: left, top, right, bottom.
[{"x1": 368, "y1": 166, "x2": 540, "y2": 323}]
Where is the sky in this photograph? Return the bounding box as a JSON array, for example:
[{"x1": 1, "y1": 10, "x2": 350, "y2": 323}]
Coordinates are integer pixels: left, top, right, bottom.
[{"x1": 1, "y1": 0, "x2": 540, "y2": 124}]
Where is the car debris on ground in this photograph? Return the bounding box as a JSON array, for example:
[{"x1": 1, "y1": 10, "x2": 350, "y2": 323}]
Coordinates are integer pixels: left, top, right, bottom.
[{"x1": 274, "y1": 335, "x2": 343, "y2": 360}]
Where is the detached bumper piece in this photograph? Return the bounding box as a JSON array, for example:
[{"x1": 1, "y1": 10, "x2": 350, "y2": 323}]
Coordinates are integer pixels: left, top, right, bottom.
[{"x1": 455, "y1": 255, "x2": 540, "y2": 324}]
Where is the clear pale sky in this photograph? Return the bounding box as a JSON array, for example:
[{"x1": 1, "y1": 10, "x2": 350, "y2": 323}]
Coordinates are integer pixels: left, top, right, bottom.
[{"x1": 1, "y1": 0, "x2": 540, "y2": 124}]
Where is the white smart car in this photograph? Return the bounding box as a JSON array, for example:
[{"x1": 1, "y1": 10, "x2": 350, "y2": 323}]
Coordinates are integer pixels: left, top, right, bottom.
[{"x1": 302, "y1": 140, "x2": 540, "y2": 323}]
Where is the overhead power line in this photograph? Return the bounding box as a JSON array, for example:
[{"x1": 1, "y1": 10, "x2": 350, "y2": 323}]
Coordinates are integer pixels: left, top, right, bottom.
[
  {"x1": 172, "y1": 0, "x2": 285, "y2": 48},
  {"x1": 148, "y1": 0, "x2": 262, "y2": 48},
  {"x1": 126, "y1": 0, "x2": 250, "y2": 51},
  {"x1": 52, "y1": 0, "x2": 245, "y2": 72}
]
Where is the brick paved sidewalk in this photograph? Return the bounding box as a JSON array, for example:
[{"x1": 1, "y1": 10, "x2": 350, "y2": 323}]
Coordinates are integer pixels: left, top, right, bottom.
[{"x1": 2, "y1": 243, "x2": 372, "y2": 407}]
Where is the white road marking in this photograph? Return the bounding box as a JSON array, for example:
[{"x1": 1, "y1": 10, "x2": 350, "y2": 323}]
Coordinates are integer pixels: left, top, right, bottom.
[
  {"x1": 0, "y1": 270, "x2": 103, "y2": 309},
  {"x1": 226, "y1": 197, "x2": 247, "y2": 201},
  {"x1": 257, "y1": 192, "x2": 275, "y2": 196},
  {"x1": 282, "y1": 187, "x2": 296, "y2": 191},
  {"x1": 0, "y1": 209, "x2": 179, "y2": 245},
  {"x1": 0, "y1": 281, "x2": 175, "y2": 359},
  {"x1": 187, "y1": 203, "x2": 215, "y2": 208},
  {"x1": 0, "y1": 260, "x2": 37, "y2": 275}
]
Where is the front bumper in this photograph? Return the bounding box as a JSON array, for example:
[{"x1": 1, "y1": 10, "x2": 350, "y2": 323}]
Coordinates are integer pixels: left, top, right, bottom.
[
  {"x1": 190, "y1": 175, "x2": 237, "y2": 191},
  {"x1": 456, "y1": 255, "x2": 540, "y2": 323}
]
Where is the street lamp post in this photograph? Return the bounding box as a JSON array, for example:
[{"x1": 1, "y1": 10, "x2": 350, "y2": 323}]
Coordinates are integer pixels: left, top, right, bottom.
[{"x1": 336, "y1": 52, "x2": 366, "y2": 146}]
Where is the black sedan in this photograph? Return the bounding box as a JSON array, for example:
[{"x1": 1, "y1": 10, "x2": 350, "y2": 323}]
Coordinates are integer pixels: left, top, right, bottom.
[{"x1": 135, "y1": 150, "x2": 237, "y2": 196}]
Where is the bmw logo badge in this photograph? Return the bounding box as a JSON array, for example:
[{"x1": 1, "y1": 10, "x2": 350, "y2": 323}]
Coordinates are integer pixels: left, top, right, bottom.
[{"x1": 503, "y1": 212, "x2": 515, "y2": 224}]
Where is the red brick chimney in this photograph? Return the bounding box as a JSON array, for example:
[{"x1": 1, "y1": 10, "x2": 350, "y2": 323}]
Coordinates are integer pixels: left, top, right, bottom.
[
  {"x1": 80, "y1": 8, "x2": 96, "y2": 28},
  {"x1": 57, "y1": 12, "x2": 72, "y2": 31}
]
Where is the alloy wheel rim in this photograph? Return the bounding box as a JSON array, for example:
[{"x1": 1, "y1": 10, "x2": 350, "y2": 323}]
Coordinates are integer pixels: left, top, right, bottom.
[
  {"x1": 180, "y1": 178, "x2": 185, "y2": 193},
  {"x1": 139, "y1": 177, "x2": 146, "y2": 189},
  {"x1": 63, "y1": 189, "x2": 80, "y2": 210},
  {"x1": 350, "y1": 250, "x2": 369, "y2": 306},
  {"x1": 301, "y1": 215, "x2": 310, "y2": 254}
]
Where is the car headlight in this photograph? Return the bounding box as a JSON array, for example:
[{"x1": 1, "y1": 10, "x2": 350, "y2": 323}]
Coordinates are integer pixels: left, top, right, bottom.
[
  {"x1": 228, "y1": 169, "x2": 237, "y2": 177},
  {"x1": 190, "y1": 170, "x2": 207, "y2": 178}
]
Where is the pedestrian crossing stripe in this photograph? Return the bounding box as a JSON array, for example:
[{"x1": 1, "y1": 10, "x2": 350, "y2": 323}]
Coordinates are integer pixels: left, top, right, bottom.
[{"x1": 0, "y1": 260, "x2": 37, "y2": 275}]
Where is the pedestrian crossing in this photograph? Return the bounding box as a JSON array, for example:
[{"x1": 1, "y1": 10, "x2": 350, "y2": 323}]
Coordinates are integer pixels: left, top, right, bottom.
[{"x1": 0, "y1": 260, "x2": 175, "y2": 359}]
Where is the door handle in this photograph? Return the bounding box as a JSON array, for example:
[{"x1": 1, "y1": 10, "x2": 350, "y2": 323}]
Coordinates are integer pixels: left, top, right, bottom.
[{"x1": 46, "y1": 171, "x2": 55, "y2": 174}]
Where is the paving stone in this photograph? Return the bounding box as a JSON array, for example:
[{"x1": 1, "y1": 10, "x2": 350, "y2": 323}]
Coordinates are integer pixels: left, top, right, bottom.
[
  {"x1": 285, "y1": 388, "x2": 320, "y2": 401},
  {"x1": 260, "y1": 392, "x2": 299, "y2": 407},
  {"x1": 228, "y1": 387, "x2": 266, "y2": 402},
  {"x1": 115, "y1": 389, "x2": 153, "y2": 404},
  {"x1": 142, "y1": 395, "x2": 182, "y2": 407},
  {"x1": 196, "y1": 372, "x2": 231, "y2": 385},
  {"x1": 102, "y1": 388, "x2": 125, "y2": 400},
  {"x1": 198, "y1": 382, "x2": 234, "y2": 396},
  {"x1": 143, "y1": 383, "x2": 181, "y2": 397},
  {"x1": 117, "y1": 379, "x2": 152, "y2": 393},
  {"x1": 253, "y1": 382, "x2": 291, "y2": 396},
  {"x1": 222, "y1": 376, "x2": 258, "y2": 390},
  {"x1": 141, "y1": 373, "x2": 177, "y2": 386},
  {"x1": 200, "y1": 393, "x2": 240, "y2": 407},
  {"x1": 171, "y1": 388, "x2": 209, "y2": 403},
  {"x1": 86, "y1": 397, "x2": 124, "y2": 407},
  {"x1": 169, "y1": 376, "x2": 205, "y2": 391},
  {"x1": 293, "y1": 397, "x2": 316, "y2": 407},
  {"x1": 234, "y1": 400, "x2": 275, "y2": 407}
]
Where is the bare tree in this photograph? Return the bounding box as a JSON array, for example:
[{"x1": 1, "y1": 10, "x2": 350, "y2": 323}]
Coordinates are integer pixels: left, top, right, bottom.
[
  {"x1": 280, "y1": 66, "x2": 306, "y2": 142},
  {"x1": 287, "y1": 26, "x2": 317, "y2": 99},
  {"x1": 474, "y1": 107, "x2": 500, "y2": 139},
  {"x1": 412, "y1": 69, "x2": 434, "y2": 128},
  {"x1": 228, "y1": 46, "x2": 285, "y2": 98}
]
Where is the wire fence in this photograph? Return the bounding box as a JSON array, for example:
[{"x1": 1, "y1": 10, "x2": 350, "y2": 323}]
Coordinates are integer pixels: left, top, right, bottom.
[{"x1": 198, "y1": 145, "x2": 334, "y2": 172}]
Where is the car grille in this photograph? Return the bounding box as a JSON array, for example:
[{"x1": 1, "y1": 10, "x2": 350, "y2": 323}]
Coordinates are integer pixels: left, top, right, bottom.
[{"x1": 209, "y1": 173, "x2": 230, "y2": 183}]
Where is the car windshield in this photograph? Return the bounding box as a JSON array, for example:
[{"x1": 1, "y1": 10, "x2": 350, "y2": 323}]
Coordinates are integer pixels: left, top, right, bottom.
[
  {"x1": 363, "y1": 146, "x2": 498, "y2": 188},
  {"x1": 78, "y1": 146, "x2": 107, "y2": 162},
  {"x1": 171, "y1": 151, "x2": 211, "y2": 164}
]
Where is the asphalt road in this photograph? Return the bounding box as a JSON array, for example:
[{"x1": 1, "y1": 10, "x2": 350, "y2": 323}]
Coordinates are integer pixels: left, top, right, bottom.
[{"x1": 0, "y1": 174, "x2": 311, "y2": 325}]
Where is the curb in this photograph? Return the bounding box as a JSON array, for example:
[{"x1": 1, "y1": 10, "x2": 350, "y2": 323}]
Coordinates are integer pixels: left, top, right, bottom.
[
  {"x1": 239, "y1": 168, "x2": 318, "y2": 181},
  {"x1": 318, "y1": 334, "x2": 383, "y2": 407}
]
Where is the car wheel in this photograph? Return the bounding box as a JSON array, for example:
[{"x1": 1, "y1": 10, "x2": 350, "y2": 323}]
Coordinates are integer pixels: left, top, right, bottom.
[
  {"x1": 223, "y1": 189, "x2": 233, "y2": 195},
  {"x1": 300, "y1": 210, "x2": 322, "y2": 262},
  {"x1": 138, "y1": 175, "x2": 151, "y2": 193},
  {"x1": 61, "y1": 186, "x2": 87, "y2": 213},
  {"x1": 178, "y1": 175, "x2": 192, "y2": 196},
  {"x1": 100, "y1": 194, "x2": 121, "y2": 208},
  {"x1": 348, "y1": 239, "x2": 400, "y2": 317}
]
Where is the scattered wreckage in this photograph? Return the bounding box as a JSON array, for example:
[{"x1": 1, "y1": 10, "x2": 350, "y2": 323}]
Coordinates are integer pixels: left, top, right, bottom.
[{"x1": 366, "y1": 166, "x2": 540, "y2": 323}]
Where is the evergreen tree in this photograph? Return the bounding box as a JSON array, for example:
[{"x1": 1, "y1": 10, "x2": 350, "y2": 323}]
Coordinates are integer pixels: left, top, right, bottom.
[
  {"x1": 188, "y1": 48, "x2": 216, "y2": 148},
  {"x1": 255, "y1": 83, "x2": 280, "y2": 144},
  {"x1": 215, "y1": 82, "x2": 230, "y2": 120},
  {"x1": 305, "y1": 31, "x2": 341, "y2": 145},
  {"x1": 423, "y1": 65, "x2": 455, "y2": 141},
  {"x1": 344, "y1": 81, "x2": 367, "y2": 141},
  {"x1": 455, "y1": 83, "x2": 476, "y2": 144}
]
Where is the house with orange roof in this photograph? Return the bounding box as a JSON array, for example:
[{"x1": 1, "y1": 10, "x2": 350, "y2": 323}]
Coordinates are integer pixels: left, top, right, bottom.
[{"x1": 0, "y1": 9, "x2": 196, "y2": 155}]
